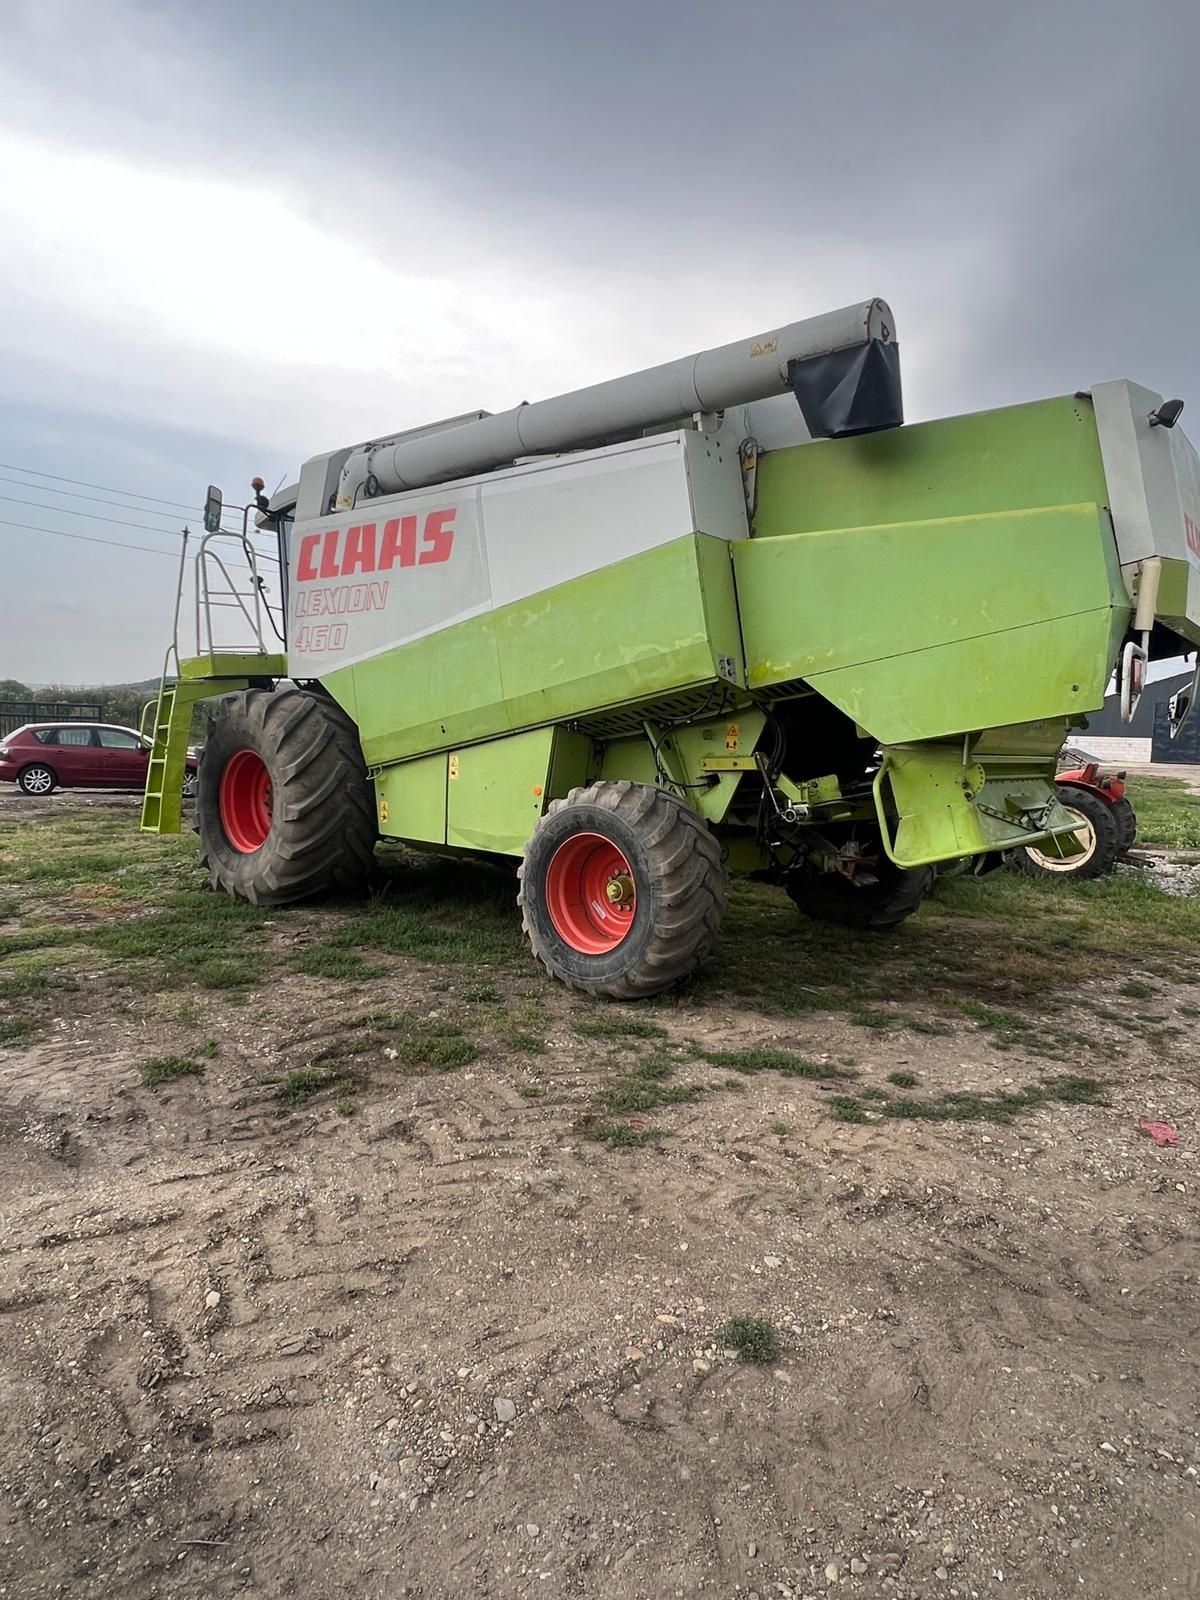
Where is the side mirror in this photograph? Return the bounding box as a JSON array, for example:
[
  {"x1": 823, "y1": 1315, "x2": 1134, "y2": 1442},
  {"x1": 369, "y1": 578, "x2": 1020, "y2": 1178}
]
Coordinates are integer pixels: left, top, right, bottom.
[{"x1": 203, "y1": 485, "x2": 224, "y2": 534}]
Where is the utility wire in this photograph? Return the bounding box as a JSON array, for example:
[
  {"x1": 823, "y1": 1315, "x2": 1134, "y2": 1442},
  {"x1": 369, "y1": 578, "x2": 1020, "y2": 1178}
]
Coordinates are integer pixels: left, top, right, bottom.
[
  {"x1": 0, "y1": 464, "x2": 282, "y2": 550},
  {"x1": 0, "y1": 491, "x2": 190, "y2": 537},
  {"x1": 0, "y1": 461, "x2": 202, "y2": 515},
  {"x1": 0, "y1": 472, "x2": 212, "y2": 525},
  {"x1": 0, "y1": 516, "x2": 180, "y2": 559}
]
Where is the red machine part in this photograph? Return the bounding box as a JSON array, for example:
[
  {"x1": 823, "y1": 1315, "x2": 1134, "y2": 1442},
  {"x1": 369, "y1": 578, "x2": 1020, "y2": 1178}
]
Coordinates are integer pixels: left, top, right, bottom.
[{"x1": 1055, "y1": 761, "x2": 1126, "y2": 807}]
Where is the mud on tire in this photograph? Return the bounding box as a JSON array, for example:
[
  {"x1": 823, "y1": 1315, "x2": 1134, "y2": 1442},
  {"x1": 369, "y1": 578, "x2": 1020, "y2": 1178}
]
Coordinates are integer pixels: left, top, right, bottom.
[
  {"x1": 198, "y1": 687, "x2": 376, "y2": 906},
  {"x1": 518, "y1": 780, "x2": 727, "y2": 999}
]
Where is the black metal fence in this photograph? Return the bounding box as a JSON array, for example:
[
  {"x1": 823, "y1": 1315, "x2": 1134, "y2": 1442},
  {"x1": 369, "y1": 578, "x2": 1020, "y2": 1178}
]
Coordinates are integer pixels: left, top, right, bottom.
[{"x1": 0, "y1": 701, "x2": 102, "y2": 737}]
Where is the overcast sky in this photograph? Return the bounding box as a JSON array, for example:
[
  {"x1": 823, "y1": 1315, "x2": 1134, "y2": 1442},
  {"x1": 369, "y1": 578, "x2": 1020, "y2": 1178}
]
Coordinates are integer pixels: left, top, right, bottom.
[{"x1": 2, "y1": 0, "x2": 1198, "y2": 684}]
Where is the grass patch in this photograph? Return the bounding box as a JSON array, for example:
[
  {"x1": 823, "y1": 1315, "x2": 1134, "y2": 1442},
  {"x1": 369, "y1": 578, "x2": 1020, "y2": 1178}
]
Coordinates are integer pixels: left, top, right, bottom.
[
  {"x1": 719, "y1": 1317, "x2": 779, "y2": 1364},
  {"x1": 278, "y1": 1066, "x2": 357, "y2": 1105},
  {"x1": 689, "y1": 870, "x2": 1200, "y2": 1031},
  {"x1": 849, "y1": 1008, "x2": 893, "y2": 1030},
  {"x1": 1118, "y1": 979, "x2": 1155, "y2": 1000},
  {"x1": 699, "y1": 1047, "x2": 854, "y2": 1082},
  {"x1": 599, "y1": 1050, "x2": 703, "y2": 1115},
  {"x1": 479, "y1": 1000, "x2": 549, "y2": 1053},
  {"x1": 397, "y1": 1032, "x2": 477, "y2": 1070},
  {"x1": 461, "y1": 981, "x2": 500, "y2": 1003},
  {"x1": 199, "y1": 1038, "x2": 220, "y2": 1059},
  {"x1": 768, "y1": 1121, "x2": 790, "y2": 1136},
  {"x1": 1124, "y1": 776, "x2": 1200, "y2": 850},
  {"x1": 829, "y1": 1073, "x2": 1107, "y2": 1125},
  {"x1": 0, "y1": 895, "x2": 20, "y2": 920},
  {"x1": 581, "y1": 1121, "x2": 658, "y2": 1149},
  {"x1": 87, "y1": 889, "x2": 271, "y2": 992},
  {"x1": 572, "y1": 1013, "x2": 668, "y2": 1041},
  {"x1": 325, "y1": 1009, "x2": 478, "y2": 1074},
  {"x1": 518, "y1": 1084, "x2": 542, "y2": 1099},
  {"x1": 0, "y1": 1017, "x2": 36, "y2": 1048},
  {"x1": 331, "y1": 856, "x2": 522, "y2": 967},
  {"x1": 292, "y1": 946, "x2": 387, "y2": 980},
  {"x1": 886, "y1": 1070, "x2": 918, "y2": 1088},
  {"x1": 141, "y1": 1055, "x2": 204, "y2": 1087}
]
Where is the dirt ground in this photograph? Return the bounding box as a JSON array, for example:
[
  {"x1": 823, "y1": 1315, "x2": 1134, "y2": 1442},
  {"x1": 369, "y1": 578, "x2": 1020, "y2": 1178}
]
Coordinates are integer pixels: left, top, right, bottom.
[{"x1": 1, "y1": 791, "x2": 1199, "y2": 1600}]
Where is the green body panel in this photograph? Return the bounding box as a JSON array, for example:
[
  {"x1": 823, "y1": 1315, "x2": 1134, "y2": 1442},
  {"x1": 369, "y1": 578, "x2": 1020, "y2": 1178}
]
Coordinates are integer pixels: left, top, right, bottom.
[
  {"x1": 375, "y1": 727, "x2": 593, "y2": 856},
  {"x1": 733, "y1": 503, "x2": 1128, "y2": 740},
  {"x1": 375, "y1": 752, "x2": 447, "y2": 843},
  {"x1": 753, "y1": 395, "x2": 1112, "y2": 536},
  {"x1": 874, "y1": 743, "x2": 1083, "y2": 867},
  {"x1": 178, "y1": 652, "x2": 287, "y2": 680},
  {"x1": 323, "y1": 535, "x2": 743, "y2": 769}
]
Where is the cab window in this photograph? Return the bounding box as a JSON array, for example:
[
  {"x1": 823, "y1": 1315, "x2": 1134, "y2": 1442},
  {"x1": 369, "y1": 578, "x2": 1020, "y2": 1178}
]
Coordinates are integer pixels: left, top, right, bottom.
[{"x1": 96, "y1": 728, "x2": 143, "y2": 749}]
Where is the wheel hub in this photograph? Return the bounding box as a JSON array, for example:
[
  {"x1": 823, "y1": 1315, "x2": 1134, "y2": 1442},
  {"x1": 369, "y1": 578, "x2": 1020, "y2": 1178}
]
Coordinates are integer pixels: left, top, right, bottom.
[
  {"x1": 545, "y1": 833, "x2": 637, "y2": 955},
  {"x1": 218, "y1": 749, "x2": 274, "y2": 854},
  {"x1": 1022, "y1": 807, "x2": 1096, "y2": 873}
]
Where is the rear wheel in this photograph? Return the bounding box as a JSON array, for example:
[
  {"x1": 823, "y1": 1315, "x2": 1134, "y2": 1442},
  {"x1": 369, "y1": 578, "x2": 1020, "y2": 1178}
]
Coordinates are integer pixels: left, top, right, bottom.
[
  {"x1": 1010, "y1": 786, "x2": 1120, "y2": 880},
  {"x1": 197, "y1": 687, "x2": 376, "y2": 906},
  {"x1": 518, "y1": 780, "x2": 727, "y2": 998},
  {"x1": 18, "y1": 764, "x2": 57, "y2": 796},
  {"x1": 786, "y1": 849, "x2": 932, "y2": 930}
]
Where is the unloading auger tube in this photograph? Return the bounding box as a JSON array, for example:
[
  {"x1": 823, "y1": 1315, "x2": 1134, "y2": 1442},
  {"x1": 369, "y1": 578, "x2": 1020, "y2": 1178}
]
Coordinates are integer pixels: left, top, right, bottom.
[{"x1": 336, "y1": 298, "x2": 901, "y2": 506}]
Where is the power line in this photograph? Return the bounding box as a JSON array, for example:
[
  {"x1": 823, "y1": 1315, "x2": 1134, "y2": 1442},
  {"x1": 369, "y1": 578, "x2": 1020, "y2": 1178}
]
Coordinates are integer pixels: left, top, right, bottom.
[
  {"x1": 0, "y1": 516, "x2": 180, "y2": 559},
  {"x1": 0, "y1": 491, "x2": 189, "y2": 537},
  {"x1": 0, "y1": 473, "x2": 197, "y2": 523},
  {"x1": 0, "y1": 461, "x2": 202, "y2": 516}
]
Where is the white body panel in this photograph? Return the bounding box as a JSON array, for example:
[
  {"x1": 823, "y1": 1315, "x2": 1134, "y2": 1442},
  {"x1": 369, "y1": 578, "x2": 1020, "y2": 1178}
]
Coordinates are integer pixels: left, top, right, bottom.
[
  {"x1": 1093, "y1": 379, "x2": 1200, "y2": 573},
  {"x1": 286, "y1": 429, "x2": 747, "y2": 679}
]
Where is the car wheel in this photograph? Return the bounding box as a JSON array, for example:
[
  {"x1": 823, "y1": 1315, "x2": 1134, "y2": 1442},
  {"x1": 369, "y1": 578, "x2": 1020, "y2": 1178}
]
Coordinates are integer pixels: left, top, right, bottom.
[
  {"x1": 18, "y1": 764, "x2": 57, "y2": 796},
  {"x1": 182, "y1": 769, "x2": 198, "y2": 800}
]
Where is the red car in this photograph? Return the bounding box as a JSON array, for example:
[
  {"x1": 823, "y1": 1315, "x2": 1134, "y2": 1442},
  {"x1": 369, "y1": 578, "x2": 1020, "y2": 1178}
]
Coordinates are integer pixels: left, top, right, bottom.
[{"x1": 0, "y1": 723, "x2": 199, "y2": 797}]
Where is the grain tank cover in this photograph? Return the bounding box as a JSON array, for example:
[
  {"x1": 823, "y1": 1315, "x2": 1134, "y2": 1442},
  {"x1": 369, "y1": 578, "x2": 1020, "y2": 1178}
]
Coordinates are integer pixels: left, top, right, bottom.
[{"x1": 337, "y1": 299, "x2": 900, "y2": 507}]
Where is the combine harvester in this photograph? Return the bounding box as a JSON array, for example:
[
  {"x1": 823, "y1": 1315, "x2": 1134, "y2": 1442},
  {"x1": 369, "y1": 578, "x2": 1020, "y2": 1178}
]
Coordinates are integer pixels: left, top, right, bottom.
[{"x1": 142, "y1": 300, "x2": 1200, "y2": 996}]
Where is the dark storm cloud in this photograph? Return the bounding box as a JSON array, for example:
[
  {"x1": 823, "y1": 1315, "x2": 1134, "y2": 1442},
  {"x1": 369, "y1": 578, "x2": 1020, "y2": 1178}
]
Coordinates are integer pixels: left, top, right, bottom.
[{"x1": 3, "y1": 0, "x2": 1198, "y2": 680}]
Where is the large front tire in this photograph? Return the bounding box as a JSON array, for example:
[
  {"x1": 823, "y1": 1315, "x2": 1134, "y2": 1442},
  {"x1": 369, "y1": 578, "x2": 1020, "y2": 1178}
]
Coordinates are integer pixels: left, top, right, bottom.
[
  {"x1": 518, "y1": 781, "x2": 727, "y2": 999},
  {"x1": 197, "y1": 688, "x2": 375, "y2": 906}
]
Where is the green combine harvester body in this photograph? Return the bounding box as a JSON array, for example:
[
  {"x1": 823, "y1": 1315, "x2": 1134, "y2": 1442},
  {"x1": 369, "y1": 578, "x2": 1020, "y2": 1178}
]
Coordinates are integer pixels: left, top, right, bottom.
[{"x1": 143, "y1": 301, "x2": 1200, "y2": 996}]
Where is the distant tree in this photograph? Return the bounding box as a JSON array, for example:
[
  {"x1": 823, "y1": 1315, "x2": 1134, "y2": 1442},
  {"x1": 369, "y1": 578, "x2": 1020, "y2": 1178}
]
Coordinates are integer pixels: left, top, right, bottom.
[{"x1": 0, "y1": 679, "x2": 32, "y2": 699}]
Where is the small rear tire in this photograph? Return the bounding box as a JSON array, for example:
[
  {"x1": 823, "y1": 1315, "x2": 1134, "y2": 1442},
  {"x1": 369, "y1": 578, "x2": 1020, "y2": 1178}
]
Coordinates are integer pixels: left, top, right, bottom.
[
  {"x1": 518, "y1": 780, "x2": 727, "y2": 999},
  {"x1": 1010, "y1": 786, "x2": 1120, "y2": 880},
  {"x1": 786, "y1": 854, "x2": 932, "y2": 930},
  {"x1": 197, "y1": 687, "x2": 376, "y2": 906},
  {"x1": 1111, "y1": 795, "x2": 1137, "y2": 856},
  {"x1": 18, "y1": 764, "x2": 57, "y2": 796}
]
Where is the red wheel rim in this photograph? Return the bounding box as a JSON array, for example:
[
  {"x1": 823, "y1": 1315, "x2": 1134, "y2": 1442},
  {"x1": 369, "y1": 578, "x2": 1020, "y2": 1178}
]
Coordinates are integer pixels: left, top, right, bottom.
[
  {"x1": 218, "y1": 749, "x2": 273, "y2": 853},
  {"x1": 545, "y1": 833, "x2": 637, "y2": 955}
]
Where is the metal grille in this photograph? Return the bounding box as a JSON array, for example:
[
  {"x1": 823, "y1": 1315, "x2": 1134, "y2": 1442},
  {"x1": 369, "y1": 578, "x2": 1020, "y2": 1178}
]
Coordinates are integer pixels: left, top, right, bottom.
[
  {"x1": 0, "y1": 701, "x2": 102, "y2": 737},
  {"x1": 571, "y1": 688, "x2": 725, "y2": 739}
]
